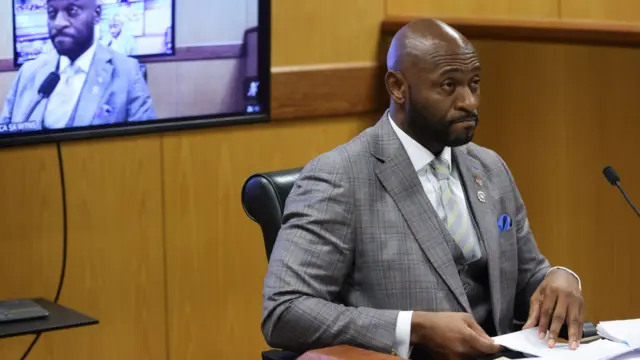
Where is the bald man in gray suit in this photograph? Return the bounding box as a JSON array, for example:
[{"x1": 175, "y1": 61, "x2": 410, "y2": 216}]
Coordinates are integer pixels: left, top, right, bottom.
[{"x1": 262, "y1": 19, "x2": 584, "y2": 360}]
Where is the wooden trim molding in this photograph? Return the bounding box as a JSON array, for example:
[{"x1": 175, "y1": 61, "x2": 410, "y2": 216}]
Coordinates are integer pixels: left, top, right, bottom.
[
  {"x1": 382, "y1": 16, "x2": 640, "y2": 47},
  {"x1": 270, "y1": 62, "x2": 385, "y2": 120}
]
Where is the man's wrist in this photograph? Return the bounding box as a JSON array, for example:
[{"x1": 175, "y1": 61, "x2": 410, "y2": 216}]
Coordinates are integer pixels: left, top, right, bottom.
[
  {"x1": 410, "y1": 311, "x2": 430, "y2": 345},
  {"x1": 547, "y1": 266, "x2": 582, "y2": 291}
]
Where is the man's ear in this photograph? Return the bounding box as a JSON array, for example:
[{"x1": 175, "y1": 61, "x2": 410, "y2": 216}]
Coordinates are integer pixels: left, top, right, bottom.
[
  {"x1": 94, "y1": 6, "x2": 102, "y2": 25},
  {"x1": 384, "y1": 70, "x2": 407, "y2": 105}
]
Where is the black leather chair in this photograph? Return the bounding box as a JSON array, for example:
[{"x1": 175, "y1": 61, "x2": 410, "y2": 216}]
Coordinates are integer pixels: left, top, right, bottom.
[
  {"x1": 242, "y1": 168, "x2": 302, "y2": 360},
  {"x1": 242, "y1": 167, "x2": 302, "y2": 261},
  {"x1": 241, "y1": 168, "x2": 597, "y2": 360}
]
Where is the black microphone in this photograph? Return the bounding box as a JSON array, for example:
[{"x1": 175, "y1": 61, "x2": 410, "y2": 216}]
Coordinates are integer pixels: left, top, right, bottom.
[
  {"x1": 22, "y1": 72, "x2": 60, "y2": 124},
  {"x1": 602, "y1": 166, "x2": 640, "y2": 217}
]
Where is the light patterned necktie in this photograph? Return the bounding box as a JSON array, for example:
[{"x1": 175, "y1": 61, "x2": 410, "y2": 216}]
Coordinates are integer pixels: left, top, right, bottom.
[
  {"x1": 44, "y1": 64, "x2": 82, "y2": 129},
  {"x1": 430, "y1": 157, "x2": 481, "y2": 261}
]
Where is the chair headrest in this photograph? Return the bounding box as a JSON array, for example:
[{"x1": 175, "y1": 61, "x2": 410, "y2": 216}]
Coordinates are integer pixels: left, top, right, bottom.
[{"x1": 241, "y1": 168, "x2": 302, "y2": 259}]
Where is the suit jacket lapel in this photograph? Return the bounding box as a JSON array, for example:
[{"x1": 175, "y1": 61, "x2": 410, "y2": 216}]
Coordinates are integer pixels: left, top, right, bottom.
[
  {"x1": 373, "y1": 114, "x2": 472, "y2": 313},
  {"x1": 454, "y1": 147, "x2": 502, "y2": 329},
  {"x1": 71, "y1": 45, "x2": 113, "y2": 127}
]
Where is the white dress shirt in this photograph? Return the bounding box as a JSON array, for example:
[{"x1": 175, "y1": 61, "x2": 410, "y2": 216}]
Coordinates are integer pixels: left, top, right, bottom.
[
  {"x1": 387, "y1": 114, "x2": 581, "y2": 358},
  {"x1": 44, "y1": 42, "x2": 97, "y2": 129}
]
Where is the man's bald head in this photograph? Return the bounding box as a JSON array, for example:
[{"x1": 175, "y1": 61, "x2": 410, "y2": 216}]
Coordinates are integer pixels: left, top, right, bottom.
[
  {"x1": 384, "y1": 18, "x2": 481, "y2": 155},
  {"x1": 47, "y1": 0, "x2": 101, "y2": 61},
  {"x1": 387, "y1": 18, "x2": 474, "y2": 72}
]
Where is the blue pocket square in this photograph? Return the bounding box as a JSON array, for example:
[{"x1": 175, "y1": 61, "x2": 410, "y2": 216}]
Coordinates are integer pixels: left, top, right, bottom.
[{"x1": 497, "y1": 214, "x2": 512, "y2": 232}]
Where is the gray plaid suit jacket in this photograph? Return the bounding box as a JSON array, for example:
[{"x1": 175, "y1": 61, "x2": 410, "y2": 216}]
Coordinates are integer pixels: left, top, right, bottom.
[{"x1": 262, "y1": 111, "x2": 551, "y2": 354}]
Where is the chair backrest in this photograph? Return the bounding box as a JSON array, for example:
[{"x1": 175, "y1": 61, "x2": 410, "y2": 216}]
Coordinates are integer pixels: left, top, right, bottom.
[{"x1": 241, "y1": 168, "x2": 302, "y2": 260}]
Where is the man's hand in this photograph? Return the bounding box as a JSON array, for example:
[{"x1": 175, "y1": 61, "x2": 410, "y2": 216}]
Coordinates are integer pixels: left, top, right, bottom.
[
  {"x1": 523, "y1": 269, "x2": 584, "y2": 350},
  {"x1": 411, "y1": 312, "x2": 502, "y2": 360}
]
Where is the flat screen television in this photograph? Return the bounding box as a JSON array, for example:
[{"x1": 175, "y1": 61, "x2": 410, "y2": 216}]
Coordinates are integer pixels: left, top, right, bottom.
[{"x1": 0, "y1": 0, "x2": 270, "y2": 147}]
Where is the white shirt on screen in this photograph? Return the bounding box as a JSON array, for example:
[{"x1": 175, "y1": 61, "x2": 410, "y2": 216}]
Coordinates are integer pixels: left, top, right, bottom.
[
  {"x1": 44, "y1": 41, "x2": 97, "y2": 129},
  {"x1": 387, "y1": 114, "x2": 581, "y2": 358}
]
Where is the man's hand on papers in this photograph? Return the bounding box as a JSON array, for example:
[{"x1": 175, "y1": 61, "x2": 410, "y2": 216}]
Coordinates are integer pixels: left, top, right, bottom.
[
  {"x1": 411, "y1": 312, "x2": 502, "y2": 360},
  {"x1": 523, "y1": 269, "x2": 584, "y2": 350}
]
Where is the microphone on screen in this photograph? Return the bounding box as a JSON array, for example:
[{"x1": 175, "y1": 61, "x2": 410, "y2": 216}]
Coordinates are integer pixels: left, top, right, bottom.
[
  {"x1": 602, "y1": 166, "x2": 640, "y2": 218},
  {"x1": 22, "y1": 72, "x2": 60, "y2": 124}
]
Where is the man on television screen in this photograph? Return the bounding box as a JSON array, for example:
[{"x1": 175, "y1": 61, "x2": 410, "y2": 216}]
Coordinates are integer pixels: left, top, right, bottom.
[{"x1": 0, "y1": 0, "x2": 156, "y2": 130}]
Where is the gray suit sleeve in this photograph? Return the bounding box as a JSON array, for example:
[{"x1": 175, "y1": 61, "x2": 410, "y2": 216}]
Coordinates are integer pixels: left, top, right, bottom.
[
  {"x1": 0, "y1": 68, "x2": 23, "y2": 124},
  {"x1": 125, "y1": 59, "x2": 156, "y2": 122},
  {"x1": 261, "y1": 154, "x2": 399, "y2": 354},
  {"x1": 496, "y1": 154, "x2": 551, "y2": 321}
]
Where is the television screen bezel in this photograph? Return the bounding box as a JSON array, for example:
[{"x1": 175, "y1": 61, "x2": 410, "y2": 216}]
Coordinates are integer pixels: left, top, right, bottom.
[{"x1": 2, "y1": 0, "x2": 271, "y2": 148}]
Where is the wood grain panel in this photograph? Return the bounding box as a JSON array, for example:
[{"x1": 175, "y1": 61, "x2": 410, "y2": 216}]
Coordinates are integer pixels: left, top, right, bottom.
[
  {"x1": 561, "y1": 0, "x2": 640, "y2": 24},
  {"x1": 0, "y1": 135, "x2": 168, "y2": 360},
  {"x1": 382, "y1": 16, "x2": 640, "y2": 48},
  {"x1": 162, "y1": 114, "x2": 378, "y2": 360},
  {"x1": 272, "y1": 0, "x2": 385, "y2": 66},
  {"x1": 469, "y1": 40, "x2": 640, "y2": 323},
  {"x1": 42, "y1": 135, "x2": 167, "y2": 360},
  {"x1": 271, "y1": 63, "x2": 384, "y2": 120},
  {"x1": 0, "y1": 144, "x2": 62, "y2": 358},
  {"x1": 385, "y1": 0, "x2": 559, "y2": 19}
]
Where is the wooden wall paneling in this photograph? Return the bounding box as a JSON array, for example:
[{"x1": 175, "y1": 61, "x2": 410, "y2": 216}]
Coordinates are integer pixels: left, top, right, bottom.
[
  {"x1": 0, "y1": 144, "x2": 63, "y2": 358},
  {"x1": 382, "y1": 17, "x2": 640, "y2": 48},
  {"x1": 385, "y1": 0, "x2": 560, "y2": 19},
  {"x1": 14, "y1": 135, "x2": 168, "y2": 360},
  {"x1": 561, "y1": 0, "x2": 640, "y2": 24},
  {"x1": 162, "y1": 114, "x2": 378, "y2": 360},
  {"x1": 271, "y1": 62, "x2": 384, "y2": 120},
  {"x1": 271, "y1": 0, "x2": 385, "y2": 66},
  {"x1": 550, "y1": 43, "x2": 640, "y2": 322}
]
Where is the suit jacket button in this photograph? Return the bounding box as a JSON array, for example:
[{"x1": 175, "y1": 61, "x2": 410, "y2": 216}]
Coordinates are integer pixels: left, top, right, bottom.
[{"x1": 463, "y1": 284, "x2": 470, "y2": 292}]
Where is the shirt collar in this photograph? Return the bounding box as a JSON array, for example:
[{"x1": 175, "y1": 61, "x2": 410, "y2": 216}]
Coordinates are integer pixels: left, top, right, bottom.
[
  {"x1": 387, "y1": 113, "x2": 452, "y2": 173},
  {"x1": 58, "y1": 41, "x2": 97, "y2": 74}
]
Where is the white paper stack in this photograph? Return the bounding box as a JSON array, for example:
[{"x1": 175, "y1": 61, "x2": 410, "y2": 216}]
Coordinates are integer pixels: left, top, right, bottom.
[
  {"x1": 492, "y1": 328, "x2": 639, "y2": 360},
  {"x1": 597, "y1": 319, "x2": 640, "y2": 348}
]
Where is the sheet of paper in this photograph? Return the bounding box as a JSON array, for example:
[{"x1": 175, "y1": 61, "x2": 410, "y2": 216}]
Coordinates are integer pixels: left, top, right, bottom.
[
  {"x1": 598, "y1": 319, "x2": 640, "y2": 347},
  {"x1": 492, "y1": 328, "x2": 635, "y2": 360},
  {"x1": 603, "y1": 349, "x2": 640, "y2": 360}
]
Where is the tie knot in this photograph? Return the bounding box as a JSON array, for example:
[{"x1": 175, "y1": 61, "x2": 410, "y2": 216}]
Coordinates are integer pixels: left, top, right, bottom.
[{"x1": 430, "y1": 157, "x2": 451, "y2": 180}]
